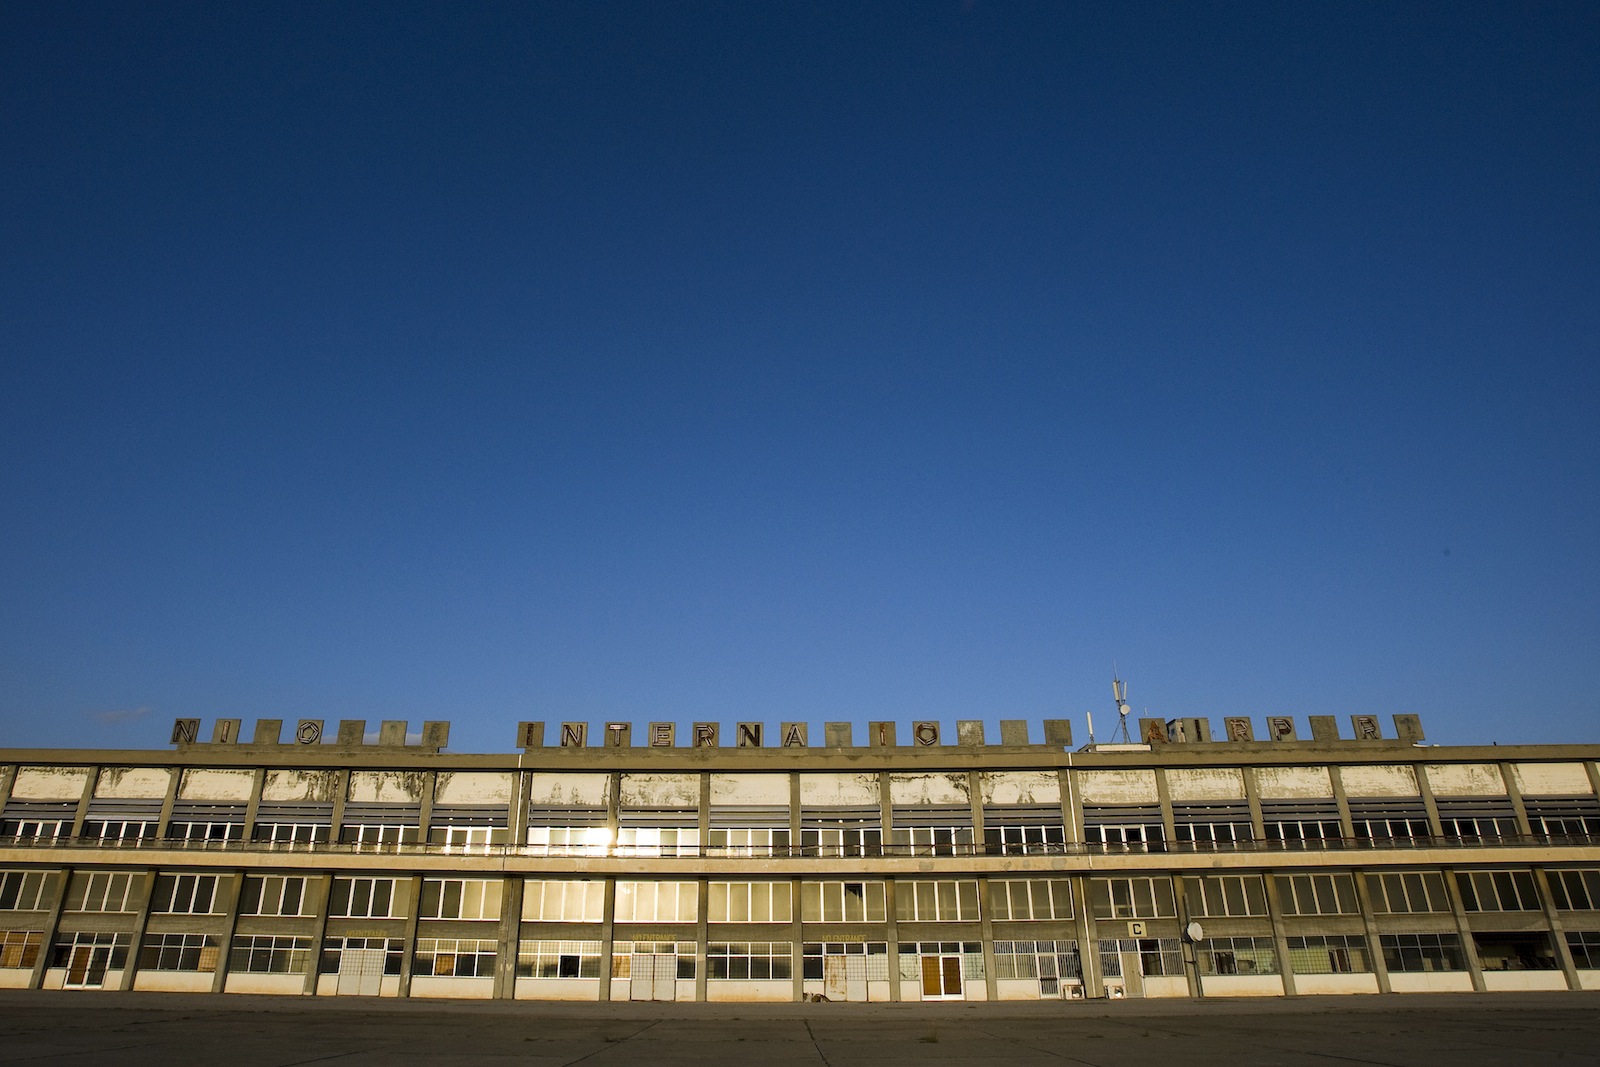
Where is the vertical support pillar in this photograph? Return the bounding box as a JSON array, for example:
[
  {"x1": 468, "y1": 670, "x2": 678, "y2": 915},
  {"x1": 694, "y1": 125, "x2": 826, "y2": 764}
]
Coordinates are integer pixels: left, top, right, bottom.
[
  {"x1": 155, "y1": 771, "x2": 182, "y2": 839},
  {"x1": 210, "y1": 872, "x2": 246, "y2": 993},
  {"x1": 1415, "y1": 765, "x2": 1446, "y2": 840},
  {"x1": 694, "y1": 878, "x2": 709, "y2": 1002},
  {"x1": 790, "y1": 877, "x2": 805, "y2": 1002},
  {"x1": 328, "y1": 770, "x2": 350, "y2": 844},
  {"x1": 415, "y1": 774, "x2": 437, "y2": 844},
  {"x1": 598, "y1": 877, "x2": 616, "y2": 1002},
  {"x1": 605, "y1": 773, "x2": 622, "y2": 853},
  {"x1": 510, "y1": 769, "x2": 532, "y2": 848},
  {"x1": 1155, "y1": 770, "x2": 1177, "y2": 850},
  {"x1": 968, "y1": 770, "x2": 986, "y2": 856},
  {"x1": 1059, "y1": 767, "x2": 1083, "y2": 846},
  {"x1": 1261, "y1": 872, "x2": 1296, "y2": 996},
  {"x1": 301, "y1": 874, "x2": 333, "y2": 995},
  {"x1": 1531, "y1": 867, "x2": 1581, "y2": 990},
  {"x1": 1351, "y1": 871, "x2": 1392, "y2": 994},
  {"x1": 1242, "y1": 769, "x2": 1267, "y2": 842},
  {"x1": 117, "y1": 871, "x2": 159, "y2": 991},
  {"x1": 1442, "y1": 869, "x2": 1487, "y2": 992},
  {"x1": 1327, "y1": 765, "x2": 1357, "y2": 840},
  {"x1": 1172, "y1": 873, "x2": 1201, "y2": 998},
  {"x1": 1071, "y1": 877, "x2": 1100, "y2": 999},
  {"x1": 1499, "y1": 762, "x2": 1532, "y2": 836},
  {"x1": 28, "y1": 865, "x2": 71, "y2": 990},
  {"x1": 788, "y1": 772, "x2": 802, "y2": 856},
  {"x1": 397, "y1": 875, "x2": 423, "y2": 997},
  {"x1": 978, "y1": 875, "x2": 998, "y2": 1002},
  {"x1": 698, "y1": 773, "x2": 711, "y2": 856},
  {"x1": 69, "y1": 767, "x2": 98, "y2": 838},
  {"x1": 883, "y1": 876, "x2": 901, "y2": 1001},
  {"x1": 494, "y1": 876, "x2": 523, "y2": 1000},
  {"x1": 240, "y1": 768, "x2": 266, "y2": 842},
  {"x1": 878, "y1": 771, "x2": 894, "y2": 855}
]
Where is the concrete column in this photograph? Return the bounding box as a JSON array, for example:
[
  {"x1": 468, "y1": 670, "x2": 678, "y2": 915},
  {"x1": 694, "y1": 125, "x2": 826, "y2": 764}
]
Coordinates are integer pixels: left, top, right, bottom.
[
  {"x1": 1415, "y1": 765, "x2": 1446, "y2": 840},
  {"x1": 694, "y1": 879, "x2": 709, "y2": 1002},
  {"x1": 27, "y1": 866, "x2": 71, "y2": 990},
  {"x1": 301, "y1": 874, "x2": 334, "y2": 995},
  {"x1": 327, "y1": 770, "x2": 350, "y2": 843},
  {"x1": 117, "y1": 870, "x2": 159, "y2": 991},
  {"x1": 1499, "y1": 762, "x2": 1532, "y2": 836},
  {"x1": 698, "y1": 774, "x2": 711, "y2": 855},
  {"x1": 240, "y1": 768, "x2": 266, "y2": 841},
  {"x1": 510, "y1": 770, "x2": 532, "y2": 847},
  {"x1": 1442, "y1": 869, "x2": 1487, "y2": 992},
  {"x1": 978, "y1": 876, "x2": 998, "y2": 1001},
  {"x1": 1327, "y1": 765, "x2": 1357, "y2": 840},
  {"x1": 0, "y1": 765, "x2": 15, "y2": 816},
  {"x1": 878, "y1": 772, "x2": 894, "y2": 854},
  {"x1": 605, "y1": 773, "x2": 622, "y2": 851},
  {"x1": 789, "y1": 773, "x2": 802, "y2": 856},
  {"x1": 790, "y1": 877, "x2": 805, "y2": 1002},
  {"x1": 1351, "y1": 871, "x2": 1392, "y2": 994},
  {"x1": 968, "y1": 770, "x2": 985, "y2": 856},
  {"x1": 1155, "y1": 771, "x2": 1177, "y2": 849},
  {"x1": 1242, "y1": 769, "x2": 1267, "y2": 842},
  {"x1": 69, "y1": 767, "x2": 98, "y2": 838},
  {"x1": 883, "y1": 876, "x2": 901, "y2": 1001},
  {"x1": 493, "y1": 876, "x2": 523, "y2": 999},
  {"x1": 1059, "y1": 768, "x2": 1083, "y2": 846},
  {"x1": 1172, "y1": 874, "x2": 1201, "y2": 998},
  {"x1": 415, "y1": 773, "x2": 437, "y2": 844},
  {"x1": 155, "y1": 770, "x2": 181, "y2": 839},
  {"x1": 210, "y1": 872, "x2": 246, "y2": 993},
  {"x1": 1071, "y1": 876, "x2": 1100, "y2": 998},
  {"x1": 1530, "y1": 867, "x2": 1581, "y2": 990},
  {"x1": 1261, "y1": 872, "x2": 1297, "y2": 996},
  {"x1": 397, "y1": 875, "x2": 423, "y2": 997},
  {"x1": 1585, "y1": 762, "x2": 1600, "y2": 806},
  {"x1": 598, "y1": 877, "x2": 616, "y2": 1001}
]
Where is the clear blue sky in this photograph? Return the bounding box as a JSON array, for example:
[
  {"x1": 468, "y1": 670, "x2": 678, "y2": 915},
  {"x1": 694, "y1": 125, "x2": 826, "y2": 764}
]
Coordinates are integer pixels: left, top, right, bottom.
[{"x1": 2, "y1": 2, "x2": 1597, "y2": 753}]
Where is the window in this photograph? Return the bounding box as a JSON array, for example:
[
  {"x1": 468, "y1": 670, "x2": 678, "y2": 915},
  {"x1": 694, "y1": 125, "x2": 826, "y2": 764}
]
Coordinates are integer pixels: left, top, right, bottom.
[
  {"x1": 414, "y1": 938, "x2": 496, "y2": 977},
  {"x1": 522, "y1": 880, "x2": 605, "y2": 923},
  {"x1": 150, "y1": 874, "x2": 219, "y2": 914},
  {"x1": 1566, "y1": 931, "x2": 1600, "y2": 969},
  {"x1": 1380, "y1": 933, "x2": 1465, "y2": 972},
  {"x1": 1083, "y1": 807, "x2": 1164, "y2": 851},
  {"x1": 0, "y1": 931, "x2": 43, "y2": 969},
  {"x1": 1474, "y1": 932, "x2": 1558, "y2": 971},
  {"x1": 138, "y1": 933, "x2": 219, "y2": 972},
  {"x1": 419, "y1": 879, "x2": 501, "y2": 921},
  {"x1": 800, "y1": 881, "x2": 887, "y2": 923},
  {"x1": 801, "y1": 942, "x2": 890, "y2": 981},
  {"x1": 1457, "y1": 870, "x2": 1541, "y2": 912},
  {"x1": 1196, "y1": 936, "x2": 1278, "y2": 976},
  {"x1": 165, "y1": 804, "x2": 245, "y2": 842},
  {"x1": 517, "y1": 939, "x2": 603, "y2": 978},
  {"x1": 615, "y1": 826, "x2": 700, "y2": 857},
  {"x1": 894, "y1": 880, "x2": 981, "y2": 922},
  {"x1": 3, "y1": 818, "x2": 69, "y2": 839},
  {"x1": 525, "y1": 825, "x2": 611, "y2": 856},
  {"x1": 81, "y1": 819, "x2": 158, "y2": 842},
  {"x1": 993, "y1": 940, "x2": 1082, "y2": 991},
  {"x1": 229, "y1": 935, "x2": 312, "y2": 974},
  {"x1": 888, "y1": 825, "x2": 976, "y2": 856},
  {"x1": 1274, "y1": 873, "x2": 1358, "y2": 915},
  {"x1": 339, "y1": 823, "x2": 419, "y2": 847},
  {"x1": 983, "y1": 823, "x2": 1067, "y2": 855},
  {"x1": 707, "y1": 941, "x2": 793, "y2": 979},
  {"x1": 613, "y1": 881, "x2": 697, "y2": 923},
  {"x1": 51, "y1": 932, "x2": 130, "y2": 970},
  {"x1": 1368, "y1": 871, "x2": 1452, "y2": 914},
  {"x1": 253, "y1": 822, "x2": 330, "y2": 845},
  {"x1": 1435, "y1": 800, "x2": 1518, "y2": 842},
  {"x1": 799, "y1": 822, "x2": 882, "y2": 858},
  {"x1": 319, "y1": 937, "x2": 403, "y2": 975},
  {"x1": 1098, "y1": 938, "x2": 1183, "y2": 978},
  {"x1": 707, "y1": 882, "x2": 792, "y2": 923},
  {"x1": 897, "y1": 942, "x2": 985, "y2": 982},
  {"x1": 328, "y1": 877, "x2": 400, "y2": 919},
  {"x1": 240, "y1": 875, "x2": 310, "y2": 917},
  {"x1": 1286, "y1": 935, "x2": 1371, "y2": 973},
  {"x1": 1089, "y1": 877, "x2": 1176, "y2": 919},
  {"x1": 1261, "y1": 801, "x2": 1342, "y2": 845},
  {"x1": 611, "y1": 941, "x2": 695, "y2": 979},
  {"x1": 67, "y1": 872, "x2": 135, "y2": 913},
  {"x1": 0, "y1": 871, "x2": 47, "y2": 911},
  {"x1": 1348, "y1": 799, "x2": 1430, "y2": 841},
  {"x1": 1525, "y1": 798, "x2": 1600, "y2": 839},
  {"x1": 1172, "y1": 803, "x2": 1253, "y2": 847},
  {"x1": 706, "y1": 827, "x2": 791, "y2": 857},
  {"x1": 1186, "y1": 875, "x2": 1267, "y2": 917},
  {"x1": 988, "y1": 879, "x2": 1074, "y2": 921},
  {"x1": 1547, "y1": 869, "x2": 1600, "y2": 911}
]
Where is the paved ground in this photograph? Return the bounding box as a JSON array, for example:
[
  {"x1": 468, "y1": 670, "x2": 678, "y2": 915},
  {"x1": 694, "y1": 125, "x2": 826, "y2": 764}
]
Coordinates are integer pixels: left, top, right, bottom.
[{"x1": 1, "y1": 991, "x2": 1598, "y2": 1065}]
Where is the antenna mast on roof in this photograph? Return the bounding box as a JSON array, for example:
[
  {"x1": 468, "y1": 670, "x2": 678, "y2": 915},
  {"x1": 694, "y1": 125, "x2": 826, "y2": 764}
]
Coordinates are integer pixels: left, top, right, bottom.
[{"x1": 1112, "y1": 668, "x2": 1133, "y2": 743}]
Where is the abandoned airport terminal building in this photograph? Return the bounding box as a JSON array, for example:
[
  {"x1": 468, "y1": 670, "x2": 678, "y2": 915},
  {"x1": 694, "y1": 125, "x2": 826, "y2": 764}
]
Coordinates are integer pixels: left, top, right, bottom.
[{"x1": 3, "y1": 710, "x2": 1600, "y2": 1003}]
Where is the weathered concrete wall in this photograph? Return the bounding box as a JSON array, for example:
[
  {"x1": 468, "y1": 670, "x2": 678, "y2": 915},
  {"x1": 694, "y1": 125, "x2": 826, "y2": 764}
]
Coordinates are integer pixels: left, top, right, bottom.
[
  {"x1": 527, "y1": 773, "x2": 610, "y2": 808},
  {"x1": 410, "y1": 975, "x2": 495, "y2": 999},
  {"x1": 1077, "y1": 769, "x2": 1158, "y2": 806},
  {"x1": 10, "y1": 766, "x2": 90, "y2": 800},
  {"x1": 1425, "y1": 763, "x2": 1506, "y2": 797},
  {"x1": 888, "y1": 772, "x2": 970, "y2": 806},
  {"x1": 223, "y1": 973, "x2": 306, "y2": 995},
  {"x1": 1338, "y1": 764, "x2": 1419, "y2": 797},
  {"x1": 261, "y1": 769, "x2": 341, "y2": 803},
  {"x1": 708, "y1": 774, "x2": 790, "y2": 807},
  {"x1": 979, "y1": 771, "x2": 1060, "y2": 806},
  {"x1": 1165, "y1": 768, "x2": 1246, "y2": 802},
  {"x1": 1252, "y1": 766, "x2": 1333, "y2": 799},
  {"x1": 799, "y1": 773, "x2": 880, "y2": 808},
  {"x1": 347, "y1": 770, "x2": 428, "y2": 804},
  {"x1": 513, "y1": 978, "x2": 602, "y2": 1000},
  {"x1": 1512, "y1": 762, "x2": 1594, "y2": 797},
  {"x1": 618, "y1": 774, "x2": 699, "y2": 809},
  {"x1": 93, "y1": 767, "x2": 172, "y2": 799},
  {"x1": 178, "y1": 768, "x2": 255, "y2": 801},
  {"x1": 435, "y1": 771, "x2": 514, "y2": 806}
]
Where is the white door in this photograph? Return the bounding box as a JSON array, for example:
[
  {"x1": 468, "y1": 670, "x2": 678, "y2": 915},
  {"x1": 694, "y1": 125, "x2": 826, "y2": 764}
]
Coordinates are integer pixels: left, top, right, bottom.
[
  {"x1": 844, "y1": 955, "x2": 868, "y2": 1002},
  {"x1": 1118, "y1": 951, "x2": 1145, "y2": 997},
  {"x1": 630, "y1": 954, "x2": 656, "y2": 1001},
  {"x1": 337, "y1": 948, "x2": 385, "y2": 995},
  {"x1": 823, "y1": 956, "x2": 848, "y2": 1000},
  {"x1": 651, "y1": 953, "x2": 678, "y2": 1001}
]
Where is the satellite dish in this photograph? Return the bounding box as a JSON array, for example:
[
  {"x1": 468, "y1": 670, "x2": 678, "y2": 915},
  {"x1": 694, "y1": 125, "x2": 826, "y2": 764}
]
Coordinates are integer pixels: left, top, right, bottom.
[{"x1": 1185, "y1": 920, "x2": 1205, "y2": 943}]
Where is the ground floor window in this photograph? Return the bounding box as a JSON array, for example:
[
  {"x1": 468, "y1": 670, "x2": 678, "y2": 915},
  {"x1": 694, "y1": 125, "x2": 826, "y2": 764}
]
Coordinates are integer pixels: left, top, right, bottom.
[
  {"x1": 319, "y1": 937, "x2": 404, "y2": 975},
  {"x1": 611, "y1": 941, "x2": 696, "y2": 979},
  {"x1": 51, "y1": 932, "x2": 130, "y2": 987},
  {"x1": 229, "y1": 935, "x2": 312, "y2": 974},
  {"x1": 1196, "y1": 936, "x2": 1278, "y2": 976},
  {"x1": 517, "y1": 939, "x2": 603, "y2": 978},
  {"x1": 1285, "y1": 934, "x2": 1372, "y2": 973},
  {"x1": 1380, "y1": 933, "x2": 1465, "y2": 972},
  {"x1": 707, "y1": 941, "x2": 792, "y2": 980},
  {"x1": 413, "y1": 938, "x2": 497, "y2": 977},
  {"x1": 138, "y1": 933, "x2": 219, "y2": 972},
  {"x1": 801, "y1": 942, "x2": 889, "y2": 980},
  {"x1": 1098, "y1": 938, "x2": 1184, "y2": 978},
  {"x1": 993, "y1": 940, "x2": 1081, "y2": 993},
  {"x1": 0, "y1": 930, "x2": 43, "y2": 969},
  {"x1": 1473, "y1": 932, "x2": 1559, "y2": 971},
  {"x1": 1566, "y1": 931, "x2": 1600, "y2": 969}
]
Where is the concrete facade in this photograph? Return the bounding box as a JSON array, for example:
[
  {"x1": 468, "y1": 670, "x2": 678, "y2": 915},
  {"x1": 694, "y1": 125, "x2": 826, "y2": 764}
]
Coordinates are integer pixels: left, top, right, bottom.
[{"x1": 1, "y1": 713, "x2": 1598, "y2": 1004}]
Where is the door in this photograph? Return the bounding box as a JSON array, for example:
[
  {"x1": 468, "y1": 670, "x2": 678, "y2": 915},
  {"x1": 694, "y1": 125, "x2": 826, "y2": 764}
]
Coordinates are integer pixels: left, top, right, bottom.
[
  {"x1": 337, "y1": 947, "x2": 385, "y2": 995},
  {"x1": 1118, "y1": 951, "x2": 1145, "y2": 997},
  {"x1": 1038, "y1": 951, "x2": 1059, "y2": 998},
  {"x1": 823, "y1": 956, "x2": 848, "y2": 1000},
  {"x1": 64, "y1": 946, "x2": 110, "y2": 989},
  {"x1": 630, "y1": 954, "x2": 656, "y2": 1001},
  {"x1": 844, "y1": 955, "x2": 868, "y2": 1002},
  {"x1": 919, "y1": 955, "x2": 962, "y2": 999}
]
